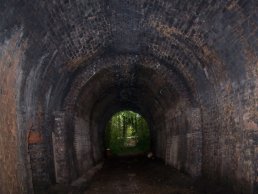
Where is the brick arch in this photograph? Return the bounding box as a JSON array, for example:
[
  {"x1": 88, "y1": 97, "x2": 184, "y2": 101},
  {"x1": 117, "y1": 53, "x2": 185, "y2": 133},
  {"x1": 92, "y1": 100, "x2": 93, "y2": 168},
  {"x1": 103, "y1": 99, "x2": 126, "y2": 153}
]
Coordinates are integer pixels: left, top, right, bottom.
[
  {"x1": 46, "y1": 54, "x2": 205, "y2": 184},
  {"x1": 0, "y1": 0, "x2": 256, "y2": 193}
]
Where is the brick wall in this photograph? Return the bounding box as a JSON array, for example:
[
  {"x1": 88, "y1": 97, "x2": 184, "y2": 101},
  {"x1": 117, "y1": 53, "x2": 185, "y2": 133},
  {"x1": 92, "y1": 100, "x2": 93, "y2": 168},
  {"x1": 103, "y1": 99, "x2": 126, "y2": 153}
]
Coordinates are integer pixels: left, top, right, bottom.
[{"x1": 0, "y1": 28, "x2": 29, "y2": 194}]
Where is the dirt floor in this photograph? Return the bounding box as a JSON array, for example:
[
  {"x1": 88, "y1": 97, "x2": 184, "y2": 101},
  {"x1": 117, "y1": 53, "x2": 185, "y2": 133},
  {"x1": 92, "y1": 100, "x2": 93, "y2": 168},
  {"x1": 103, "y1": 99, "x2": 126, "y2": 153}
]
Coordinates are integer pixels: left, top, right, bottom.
[
  {"x1": 47, "y1": 156, "x2": 233, "y2": 194},
  {"x1": 83, "y1": 156, "x2": 199, "y2": 194}
]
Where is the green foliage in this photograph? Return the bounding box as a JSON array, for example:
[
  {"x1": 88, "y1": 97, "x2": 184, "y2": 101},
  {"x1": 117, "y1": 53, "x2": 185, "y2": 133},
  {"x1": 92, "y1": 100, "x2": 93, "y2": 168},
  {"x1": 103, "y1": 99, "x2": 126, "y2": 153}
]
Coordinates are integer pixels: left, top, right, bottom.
[{"x1": 105, "y1": 110, "x2": 150, "y2": 155}]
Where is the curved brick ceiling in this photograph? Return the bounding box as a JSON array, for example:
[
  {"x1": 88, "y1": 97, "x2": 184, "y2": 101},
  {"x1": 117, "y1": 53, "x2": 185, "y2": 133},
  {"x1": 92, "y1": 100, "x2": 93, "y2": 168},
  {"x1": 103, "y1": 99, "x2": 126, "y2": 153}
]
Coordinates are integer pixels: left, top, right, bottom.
[
  {"x1": 1, "y1": 0, "x2": 252, "y2": 119},
  {"x1": 10, "y1": 0, "x2": 255, "y2": 120}
]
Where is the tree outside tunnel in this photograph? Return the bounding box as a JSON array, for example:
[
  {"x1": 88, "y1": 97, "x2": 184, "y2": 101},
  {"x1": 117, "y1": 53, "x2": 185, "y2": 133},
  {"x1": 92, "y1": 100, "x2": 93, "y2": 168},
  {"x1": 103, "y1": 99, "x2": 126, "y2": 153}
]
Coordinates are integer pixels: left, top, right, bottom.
[{"x1": 105, "y1": 110, "x2": 150, "y2": 156}]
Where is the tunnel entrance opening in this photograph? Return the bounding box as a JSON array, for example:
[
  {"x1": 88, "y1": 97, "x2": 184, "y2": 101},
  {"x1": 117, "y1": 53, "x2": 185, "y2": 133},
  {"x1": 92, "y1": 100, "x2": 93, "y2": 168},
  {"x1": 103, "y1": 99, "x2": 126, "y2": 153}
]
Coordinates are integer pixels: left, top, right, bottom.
[{"x1": 105, "y1": 110, "x2": 151, "y2": 157}]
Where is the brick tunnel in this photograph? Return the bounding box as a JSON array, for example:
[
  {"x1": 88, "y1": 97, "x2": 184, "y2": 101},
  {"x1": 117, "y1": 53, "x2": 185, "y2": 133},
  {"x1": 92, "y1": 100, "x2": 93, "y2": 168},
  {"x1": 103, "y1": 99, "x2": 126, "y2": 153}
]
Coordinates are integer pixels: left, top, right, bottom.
[{"x1": 0, "y1": 0, "x2": 257, "y2": 194}]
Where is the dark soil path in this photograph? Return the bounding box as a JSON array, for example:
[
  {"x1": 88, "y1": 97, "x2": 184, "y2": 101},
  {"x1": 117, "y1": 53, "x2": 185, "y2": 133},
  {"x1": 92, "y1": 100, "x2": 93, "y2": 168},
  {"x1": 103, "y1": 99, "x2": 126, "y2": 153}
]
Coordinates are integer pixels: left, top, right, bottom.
[
  {"x1": 48, "y1": 156, "x2": 232, "y2": 194},
  {"x1": 84, "y1": 156, "x2": 200, "y2": 194}
]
